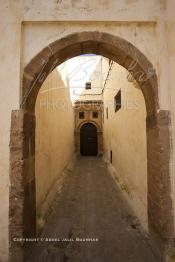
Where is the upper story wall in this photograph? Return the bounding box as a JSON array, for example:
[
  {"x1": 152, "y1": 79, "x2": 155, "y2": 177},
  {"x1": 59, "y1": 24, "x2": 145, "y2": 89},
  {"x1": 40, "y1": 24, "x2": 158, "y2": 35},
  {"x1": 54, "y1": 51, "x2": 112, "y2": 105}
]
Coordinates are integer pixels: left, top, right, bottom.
[
  {"x1": 72, "y1": 56, "x2": 103, "y2": 101},
  {"x1": 1, "y1": 0, "x2": 166, "y2": 22},
  {"x1": 57, "y1": 55, "x2": 103, "y2": 101},
  {"x1": 0, "y1": 0, "x2": 169, "y2": 110}
]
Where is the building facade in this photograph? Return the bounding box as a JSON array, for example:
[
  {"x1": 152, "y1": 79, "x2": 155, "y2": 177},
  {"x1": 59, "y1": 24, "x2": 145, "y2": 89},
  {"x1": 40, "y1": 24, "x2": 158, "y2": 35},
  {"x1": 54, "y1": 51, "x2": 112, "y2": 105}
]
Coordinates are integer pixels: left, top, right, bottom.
[{"x1": 74, "y1": 100, "x2": 103, "y2": 156}]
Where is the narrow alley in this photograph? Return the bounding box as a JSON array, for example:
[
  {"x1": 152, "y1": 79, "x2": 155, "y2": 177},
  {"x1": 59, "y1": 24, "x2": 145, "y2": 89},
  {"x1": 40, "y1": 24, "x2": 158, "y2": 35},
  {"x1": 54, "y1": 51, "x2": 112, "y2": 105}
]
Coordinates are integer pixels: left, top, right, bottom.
[{"x1": 25, "y1": 157, "x2": 158, "y2": 262}]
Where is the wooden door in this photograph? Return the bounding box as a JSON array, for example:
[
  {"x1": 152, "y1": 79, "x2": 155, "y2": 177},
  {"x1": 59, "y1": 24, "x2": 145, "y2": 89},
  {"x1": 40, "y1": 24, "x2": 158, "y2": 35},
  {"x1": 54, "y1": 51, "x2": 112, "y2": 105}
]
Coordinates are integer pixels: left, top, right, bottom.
[{"x1": 80, "y1": 123, "x2": 98, "y2": 156}]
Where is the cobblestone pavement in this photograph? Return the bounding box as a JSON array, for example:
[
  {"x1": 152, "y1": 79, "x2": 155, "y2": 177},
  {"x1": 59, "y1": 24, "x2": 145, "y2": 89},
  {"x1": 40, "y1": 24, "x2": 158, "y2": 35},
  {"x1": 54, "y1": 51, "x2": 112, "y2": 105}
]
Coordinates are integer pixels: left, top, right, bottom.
[{"x1": 25, "y1": 157, "x2": 159, "y2": 262}]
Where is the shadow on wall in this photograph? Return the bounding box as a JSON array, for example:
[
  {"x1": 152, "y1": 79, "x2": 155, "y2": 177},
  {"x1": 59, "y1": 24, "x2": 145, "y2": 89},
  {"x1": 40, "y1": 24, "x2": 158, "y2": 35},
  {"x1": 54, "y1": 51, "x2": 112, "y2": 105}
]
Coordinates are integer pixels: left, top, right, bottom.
[{"x1": 35, "y1": 68, "x2": 75, "y2": 232}]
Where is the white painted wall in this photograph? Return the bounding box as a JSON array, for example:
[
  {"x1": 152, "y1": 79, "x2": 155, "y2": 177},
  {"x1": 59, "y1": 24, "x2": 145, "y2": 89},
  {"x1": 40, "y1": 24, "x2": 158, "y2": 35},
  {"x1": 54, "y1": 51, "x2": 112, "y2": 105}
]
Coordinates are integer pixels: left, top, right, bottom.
[{"x1": 57, "y1": 54, "x2": 102, "y2": 101}]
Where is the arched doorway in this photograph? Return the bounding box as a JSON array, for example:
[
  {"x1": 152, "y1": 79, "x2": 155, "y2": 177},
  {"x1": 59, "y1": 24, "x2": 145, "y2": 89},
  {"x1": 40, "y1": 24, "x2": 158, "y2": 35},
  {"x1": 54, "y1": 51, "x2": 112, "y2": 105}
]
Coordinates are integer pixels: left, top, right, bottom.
[
  {"x1": 80, "y1": 123, "x2": 98, "y2": 156},
  {"x1": 9, "y1": 31, "x2": 173, "y2": 258}
]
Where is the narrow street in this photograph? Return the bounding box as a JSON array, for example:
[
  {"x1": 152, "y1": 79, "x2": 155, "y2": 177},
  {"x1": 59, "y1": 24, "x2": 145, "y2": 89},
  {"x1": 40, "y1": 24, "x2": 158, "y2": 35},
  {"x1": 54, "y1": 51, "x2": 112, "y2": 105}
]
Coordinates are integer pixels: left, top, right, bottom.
[{"x1": 26, "y1": 157, "x2": 158, "y2": 262}]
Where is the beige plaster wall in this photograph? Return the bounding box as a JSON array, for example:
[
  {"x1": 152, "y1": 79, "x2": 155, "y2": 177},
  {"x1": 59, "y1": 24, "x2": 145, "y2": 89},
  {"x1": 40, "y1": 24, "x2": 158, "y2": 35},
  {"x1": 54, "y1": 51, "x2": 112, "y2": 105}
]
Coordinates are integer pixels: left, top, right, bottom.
[
  {"x1": 35, "y1": 68, "x2": 74, "y2": 228},
  {"x1": 103, "y1": 59, "x2": 147, "y2": 230},
  {"x1": 0, "y1": 0, "x2": 174, "y2": 260},
  {"x1": 167, "y1": 0, "x2": 175, "y2": 234},
  {"x1": 0, "y1": 2, "x2": 22, "y2": 260}
]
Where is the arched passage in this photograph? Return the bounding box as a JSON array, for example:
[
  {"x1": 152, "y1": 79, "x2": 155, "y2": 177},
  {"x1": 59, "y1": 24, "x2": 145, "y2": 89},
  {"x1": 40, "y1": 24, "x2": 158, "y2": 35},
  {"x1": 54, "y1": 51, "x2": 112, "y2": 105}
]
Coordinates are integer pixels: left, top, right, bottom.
[{"x1": 9, "y1": 31, "x2": 173, "y2": 259}]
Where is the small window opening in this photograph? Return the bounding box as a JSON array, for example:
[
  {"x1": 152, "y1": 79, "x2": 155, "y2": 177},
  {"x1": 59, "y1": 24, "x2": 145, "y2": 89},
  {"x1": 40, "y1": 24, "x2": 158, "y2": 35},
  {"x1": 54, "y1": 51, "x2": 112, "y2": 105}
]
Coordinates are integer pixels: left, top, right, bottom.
[
  {"x1": 79, "y1": 112, "x2": 85, "y2": 119},
  {"x1": 92, "y1": 111, "x2": 98, "y2": 118},
  {"x1": 114, "y1": 89, "x2": 121, "y2": 112},
  {"x1": 85, "y1": 82, "x2": 91, "y2": 89}
]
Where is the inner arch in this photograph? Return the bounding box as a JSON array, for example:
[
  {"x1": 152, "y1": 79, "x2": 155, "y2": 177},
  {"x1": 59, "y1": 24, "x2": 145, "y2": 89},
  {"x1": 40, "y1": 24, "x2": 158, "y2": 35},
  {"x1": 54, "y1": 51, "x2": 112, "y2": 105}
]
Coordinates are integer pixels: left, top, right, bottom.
[{"x1": 22, "y1": 31, "x2": 158, "y2": 116}]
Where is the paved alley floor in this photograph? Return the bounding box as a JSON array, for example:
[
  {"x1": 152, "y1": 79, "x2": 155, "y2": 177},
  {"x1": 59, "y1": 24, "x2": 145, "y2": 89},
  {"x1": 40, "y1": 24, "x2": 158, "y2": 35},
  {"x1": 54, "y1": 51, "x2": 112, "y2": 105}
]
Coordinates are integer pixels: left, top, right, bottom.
[{"x1": 25, "y1": 157, "x2": 159, "y2": 262}]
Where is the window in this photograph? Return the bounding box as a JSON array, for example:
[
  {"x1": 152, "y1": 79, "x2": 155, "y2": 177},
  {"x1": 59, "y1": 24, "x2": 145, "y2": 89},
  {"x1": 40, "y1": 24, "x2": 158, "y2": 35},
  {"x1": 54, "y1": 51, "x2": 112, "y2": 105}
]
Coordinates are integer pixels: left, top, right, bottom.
[
  {"x1": 114, "y1": 89, "x2": 121, "y2": 112},
  {"x1": 79, "y1": 112, "x2": 85, "y2": 119},
  {"x1": 92, "y1": 111, "x2": 98, "y2": 118},
  {"x1": 106, "y1": 107, "x2": 108, "y2": 119},
  {"x1": 85, "y1": 82, "x2": 91, "y2": 89}
]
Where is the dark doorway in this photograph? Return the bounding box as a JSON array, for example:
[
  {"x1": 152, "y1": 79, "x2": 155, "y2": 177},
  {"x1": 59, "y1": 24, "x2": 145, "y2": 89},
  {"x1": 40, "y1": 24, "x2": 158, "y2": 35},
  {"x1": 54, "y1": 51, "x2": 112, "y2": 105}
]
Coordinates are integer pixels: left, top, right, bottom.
[{"x1": 80, "y1": 123, "x2": 98, "y2": 156}]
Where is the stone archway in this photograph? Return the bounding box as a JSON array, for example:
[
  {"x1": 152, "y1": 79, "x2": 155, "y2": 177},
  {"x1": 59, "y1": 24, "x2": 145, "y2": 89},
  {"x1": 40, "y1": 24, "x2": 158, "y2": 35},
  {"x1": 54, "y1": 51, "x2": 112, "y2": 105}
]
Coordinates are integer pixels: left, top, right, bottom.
[{"x1": 9, "y1": 31, "x2": 173, "y2": 260}]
